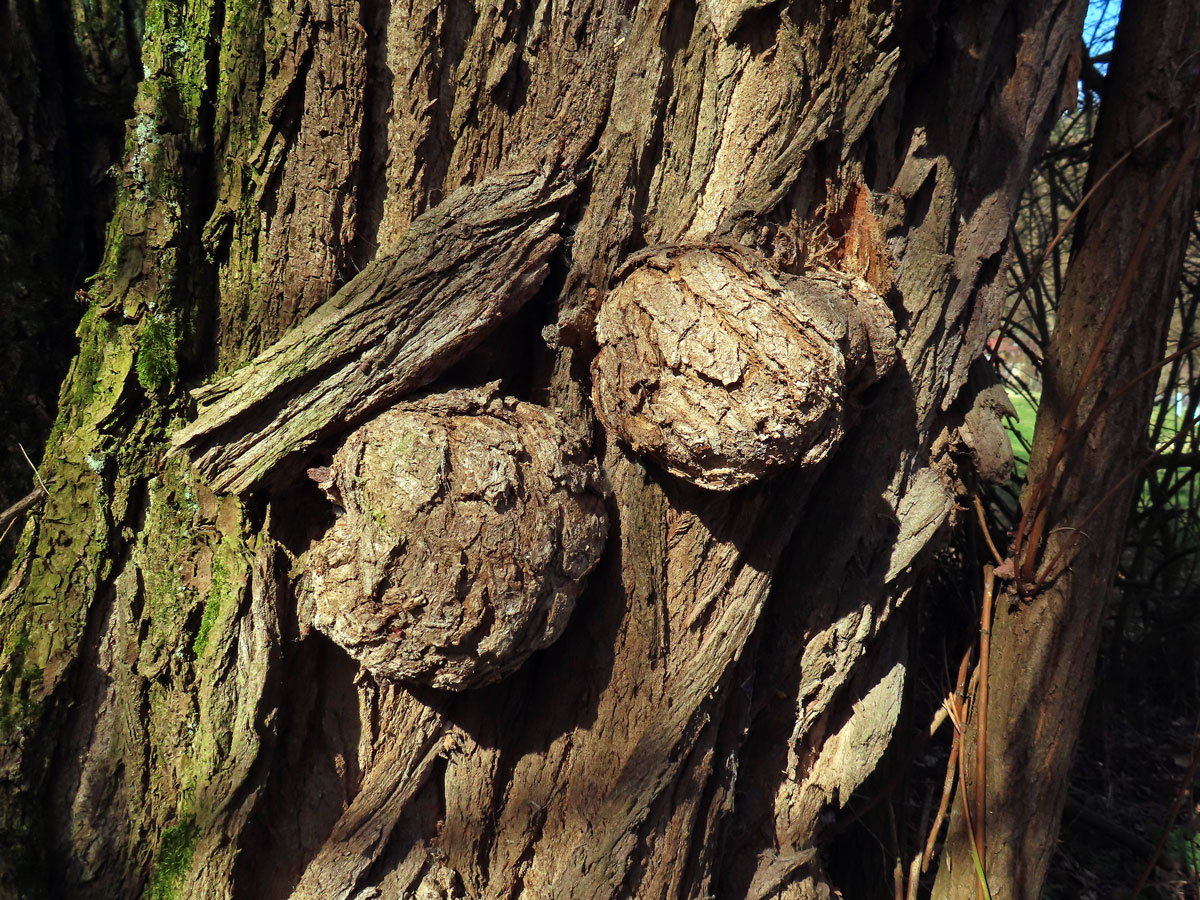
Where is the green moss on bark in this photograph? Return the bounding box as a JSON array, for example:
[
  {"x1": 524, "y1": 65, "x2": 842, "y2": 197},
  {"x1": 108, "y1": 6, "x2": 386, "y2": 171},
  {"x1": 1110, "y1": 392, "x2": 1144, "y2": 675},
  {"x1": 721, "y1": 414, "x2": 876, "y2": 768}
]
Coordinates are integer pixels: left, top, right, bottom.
[
  {"x1": 139, "y1": 465, "x2": 199, "y2": 630},
  {"x1": 137, "y1": 315, "x2": 179, "y2": 391},
  {"x1": 191, "y1": 593, "x2": 221, "y2": 658},
  {"x1": 0, "y1": 632, "x2": 42, "y2": 741},
  {"x1": 57, "y1": 306, "x2": 118, "y2": 414},
  {"x1": 0, "y1": 1, "x2": 247, "y2": 897},
  {"x1": 192, "y1": 540, "x2": 234, "y2": 657},
  {"x1": 148, "y1": 813, "x2": 199, "y2": 900}
]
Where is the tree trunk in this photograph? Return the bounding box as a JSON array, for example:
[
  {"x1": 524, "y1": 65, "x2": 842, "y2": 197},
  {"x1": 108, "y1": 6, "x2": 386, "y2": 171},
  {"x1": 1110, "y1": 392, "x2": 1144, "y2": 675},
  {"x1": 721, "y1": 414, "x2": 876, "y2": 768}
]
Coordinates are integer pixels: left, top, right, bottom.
[
  {"x1": 0, "y1": 0, "x2": 139, "y2": 882},
  {"x1": 936, "y1": 2, "x2": 1200, "y2": 898},
  {"x1": 0, "y1": 2, "x2": 1084, "y2": 899},
  {"x1": 0, "y1": 0, "x2": 139, "y2": 513}
]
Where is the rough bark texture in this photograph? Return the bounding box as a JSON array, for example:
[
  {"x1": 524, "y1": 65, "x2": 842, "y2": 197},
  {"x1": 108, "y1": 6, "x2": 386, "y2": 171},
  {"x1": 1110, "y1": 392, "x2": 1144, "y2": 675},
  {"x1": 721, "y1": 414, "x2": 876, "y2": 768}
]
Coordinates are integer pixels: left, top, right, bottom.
[
  {"x1": 0, "y1": 0, "x2": 139, "y2": 514},
  {"x1": 307, "y1": 384, "x2": 608, "y2": 689},
  {"x1": 0, "y1": 0, "x2": 140, "y2": 883},
  {"x1": 590, "y1": 243, "x2": 895, "y2": 490},
  {"x1": 174, "y1": 156, "x2": 590, "y2": 492},
  {"x1": 0, "y1": 1, "x2": 1086, "y2": 899},
  {"x1": 935, "y1": 1, "x2": 1200, "y2": 897}
]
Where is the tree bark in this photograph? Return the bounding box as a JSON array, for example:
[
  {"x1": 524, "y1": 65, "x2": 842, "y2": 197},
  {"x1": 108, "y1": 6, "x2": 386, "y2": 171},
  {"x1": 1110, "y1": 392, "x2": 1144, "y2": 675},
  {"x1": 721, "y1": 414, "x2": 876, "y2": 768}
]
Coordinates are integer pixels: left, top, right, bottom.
[
  {"x1": 0, "y1": 0, "x2": 140, "y2": 884},
  {"x1": 935, "y1": 2, "x2": 1200, "y2": 898},
  {"x1": 0, "y1": 0, "x2": 139, "y2": 513},
  {"x1": 0, "y1": 1, "x2": 1085, "y2": 899}
]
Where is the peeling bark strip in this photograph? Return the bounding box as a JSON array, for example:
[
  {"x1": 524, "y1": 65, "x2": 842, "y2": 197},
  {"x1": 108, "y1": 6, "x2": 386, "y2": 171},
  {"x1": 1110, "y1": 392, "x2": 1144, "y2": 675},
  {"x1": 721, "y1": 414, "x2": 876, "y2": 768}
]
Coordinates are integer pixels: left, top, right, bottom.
[
  {"x1": 591, "y1": 243, "x2": 895, "y2": 490},
  {"x1": 173, "y1": 2, "x2": 628, "y2": 494},
  {"x1": 308, "y1": 385, "x2": 608, "y2": 690},
  {"x1": 172, "y1": 161, "x2": 571, "y2": 493}
]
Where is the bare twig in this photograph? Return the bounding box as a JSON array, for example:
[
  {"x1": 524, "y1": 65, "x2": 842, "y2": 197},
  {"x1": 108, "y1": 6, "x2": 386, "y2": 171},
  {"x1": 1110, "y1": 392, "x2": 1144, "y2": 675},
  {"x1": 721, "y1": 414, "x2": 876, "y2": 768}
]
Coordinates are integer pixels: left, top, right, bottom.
[
  {"x1": 1022, "y1": 327, "x2": 1200, "y2": 587},
  {"x1": 906, "y1": 852, "x2": 923, "y2": 900},
  {"x1": 1013, "y1": 130, "x2": 1200, "y2": 585},
  {"x1": 975, "y1": 566, "x2": 996, "y2": 900},
  {"x1": 956, "y1": 713, "x2": 992, "y2": 900},
  {"x1": 0, "y1": 486, "x2": 46, "y2": 543},
  {"x1": 905, "y1": 780, "x2": 935, "y2": 900},
  {"x1": 17, "y1": 443, "x2": 49, "y2": 496},
  {"x1": 1042, "y1": 333, "x2": 1200, "y2": 498},
  {"x1": 974, "y1": 495, "x2": 1004, "y2": 567},
  {"x1": 1033, "y1": 422, "x2": 1194, "y2": 589},
  {"x1": 993, "y1": 115, "x2": 1180, "y2": 356},
  {"x1": 888, "y1": 801, "x2": 903, "y2": 900},
  {"x1": 922, "y1": 650, "x2": 973, "y2": 872}
]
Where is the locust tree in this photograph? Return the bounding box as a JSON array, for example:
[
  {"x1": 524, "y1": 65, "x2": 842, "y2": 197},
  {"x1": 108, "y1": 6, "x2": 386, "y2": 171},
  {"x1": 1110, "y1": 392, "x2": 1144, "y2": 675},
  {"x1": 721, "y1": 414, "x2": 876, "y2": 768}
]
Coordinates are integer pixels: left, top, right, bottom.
[
  {"x1": 0, "y1": 1, "x2": 1095, "y2": 898},
  {"x1": 936, "y1": 2, "x2": 1200, "y2": 897}
]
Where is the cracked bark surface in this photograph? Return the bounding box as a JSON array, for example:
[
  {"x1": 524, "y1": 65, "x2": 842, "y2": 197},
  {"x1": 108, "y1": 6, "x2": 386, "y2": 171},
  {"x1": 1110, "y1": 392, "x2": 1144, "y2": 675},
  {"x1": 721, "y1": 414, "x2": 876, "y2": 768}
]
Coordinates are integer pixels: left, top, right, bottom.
[
  {"x1": 591, "y1": 243, "x2": 895, "y2": 490},
  {"x1": 0, "y1": 1, "x2": 1086, "y2": 898},
  {"x1": 307, "y1": 385, "x2": 608, "y2": 689}
]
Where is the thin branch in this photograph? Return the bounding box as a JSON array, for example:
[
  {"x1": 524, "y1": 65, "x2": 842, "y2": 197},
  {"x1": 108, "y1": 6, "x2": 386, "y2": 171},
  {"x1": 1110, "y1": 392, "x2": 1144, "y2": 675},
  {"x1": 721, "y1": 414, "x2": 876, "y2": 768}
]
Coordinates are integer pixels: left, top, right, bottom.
[
  {"x1": 974, "y1": 565, "x2": 995, "y2": 900},
  {"x1": 974, "y1": 496, "x2": 1004, "y2": 567},
  {"x1": 0, "y1": 486, "x2": 46, "y2": 539},
  {"x1": 994, "y1": 116, "x2": 1181, "y2": 356},
  {"x1": 922, "y1": 650, "x2": 973, "y2": 872},
  {"x1": 17, "y1": 443, "x2": 48, "y2": 496},
  {"x1": 1034, "y1": 421, "x2": 1194, "y2": 589}
]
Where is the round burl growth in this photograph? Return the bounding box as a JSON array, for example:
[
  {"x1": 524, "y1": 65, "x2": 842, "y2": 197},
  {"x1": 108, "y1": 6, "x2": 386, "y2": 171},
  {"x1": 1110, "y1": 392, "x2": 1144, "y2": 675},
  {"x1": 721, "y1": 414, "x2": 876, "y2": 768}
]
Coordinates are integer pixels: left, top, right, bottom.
[
  {"x1": 592, "y1": 244, "x2": 893, "y2": 490},
  {"x1": 308, "y1": 388, "x2": 608, "y2": 689}
]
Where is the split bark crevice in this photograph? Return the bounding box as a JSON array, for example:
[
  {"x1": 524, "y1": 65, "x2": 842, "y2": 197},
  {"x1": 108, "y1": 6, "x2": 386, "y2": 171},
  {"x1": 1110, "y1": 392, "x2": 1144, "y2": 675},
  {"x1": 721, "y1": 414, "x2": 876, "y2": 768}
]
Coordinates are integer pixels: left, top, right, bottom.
[{"x1": 175, "y1": 156, "x2": 585, "y2": 492}]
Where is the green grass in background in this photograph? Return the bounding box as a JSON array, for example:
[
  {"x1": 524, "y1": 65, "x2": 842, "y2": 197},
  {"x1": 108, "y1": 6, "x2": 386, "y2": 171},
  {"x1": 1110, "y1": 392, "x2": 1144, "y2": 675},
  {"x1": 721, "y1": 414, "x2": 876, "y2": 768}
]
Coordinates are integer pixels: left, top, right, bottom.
[{"x1": 1004, "y1": 390, "x2": 1038, "y2": 479}]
